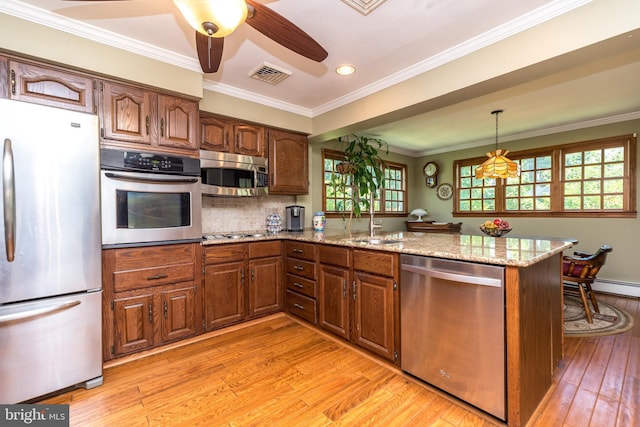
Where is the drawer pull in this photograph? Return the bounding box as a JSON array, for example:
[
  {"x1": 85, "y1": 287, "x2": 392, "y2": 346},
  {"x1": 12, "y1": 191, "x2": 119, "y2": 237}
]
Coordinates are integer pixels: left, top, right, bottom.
[
  {"x1": 293, "y1": 282, "x2": 304, "y2": 288},
  {"x1": 293, "y1": 248, "x2": 303, "y2": 253},
  {"x1": 146, "y1": 274, "x2": 168, "y2": 281},
  {"x1": 293, "y1": 303, "x2": 305, "y2": 310},
  {"x1": 293, "y1": 266, "x2": 304, "y2": 271}
]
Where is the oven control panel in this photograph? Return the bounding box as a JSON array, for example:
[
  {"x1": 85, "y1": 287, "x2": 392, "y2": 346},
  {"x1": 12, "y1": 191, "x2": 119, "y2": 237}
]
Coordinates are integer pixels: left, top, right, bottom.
[{"x1": 100, "y1": 148, "x2": 200, "y2": 176}]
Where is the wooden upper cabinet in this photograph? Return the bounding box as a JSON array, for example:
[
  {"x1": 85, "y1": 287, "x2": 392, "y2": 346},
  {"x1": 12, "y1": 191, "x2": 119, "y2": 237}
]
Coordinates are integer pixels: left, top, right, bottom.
[
  {"x1": 268, "y1": 129, "x2": 309, "y2": 195},
  {"x1": 200, "y1": 116, "x2": 231, "y2": 152},
  {"x1": 234, "y1": 123, "x2": 265, "y2": 157},
  {"x1": 99, "y1": 80, "x2": 198, "y2": 154},
  {"x1": 99, "y1": 80, "x2": 154, "y2": 146},
  {"x1": 200, "y1": 115, "x2": 265, "y2": 157},
  {"x1": 158, "y1": 94, "x2": 198, "y2": 151},
  {"x1": 8, "y1": 60, "x2": 94, "y2": 113}
]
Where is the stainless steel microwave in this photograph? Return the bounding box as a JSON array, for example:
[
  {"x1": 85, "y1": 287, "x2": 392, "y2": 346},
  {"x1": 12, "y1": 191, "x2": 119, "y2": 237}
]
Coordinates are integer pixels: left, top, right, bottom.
[{"x1": 200, "y1": 150, "x2": 268, "y2": 197}]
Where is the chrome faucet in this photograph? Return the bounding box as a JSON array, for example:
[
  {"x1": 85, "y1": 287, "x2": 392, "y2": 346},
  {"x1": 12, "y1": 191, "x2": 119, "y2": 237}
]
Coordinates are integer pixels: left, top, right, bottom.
[{"x1": 369, "y1": 192, "x2": 382, "y2": 236}]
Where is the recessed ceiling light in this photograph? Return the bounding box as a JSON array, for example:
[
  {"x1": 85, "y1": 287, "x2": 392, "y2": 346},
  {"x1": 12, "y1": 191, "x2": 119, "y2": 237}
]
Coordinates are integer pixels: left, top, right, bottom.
[{"x1": 336, "y1": 64, "x2": 356, "y2": 76}]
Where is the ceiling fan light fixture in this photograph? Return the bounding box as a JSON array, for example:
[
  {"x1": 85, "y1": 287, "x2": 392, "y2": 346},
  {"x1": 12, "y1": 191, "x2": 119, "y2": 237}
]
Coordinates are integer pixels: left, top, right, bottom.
[
  {"x1": 475, "y1": 109, "x2": 520, "y2": 179},
  {"x1": 173, "y1": 0, "x2": 248, "y2": 37}
]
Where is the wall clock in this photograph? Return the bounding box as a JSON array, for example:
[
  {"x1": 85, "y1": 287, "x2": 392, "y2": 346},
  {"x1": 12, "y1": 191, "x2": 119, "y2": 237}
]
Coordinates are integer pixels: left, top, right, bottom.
[
  {"x1": 423, "y1": 161, "x2": 439, "y2": 188},
  {"x1": 436, "y1": 183, "x2": 454, "y2": 200}
]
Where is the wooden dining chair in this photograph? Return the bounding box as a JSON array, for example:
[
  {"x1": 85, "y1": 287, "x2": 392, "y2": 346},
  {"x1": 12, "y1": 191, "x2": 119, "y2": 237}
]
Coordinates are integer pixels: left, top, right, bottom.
[{"x1": 562, "y1": 245, "x2": 612, "y2": 323}]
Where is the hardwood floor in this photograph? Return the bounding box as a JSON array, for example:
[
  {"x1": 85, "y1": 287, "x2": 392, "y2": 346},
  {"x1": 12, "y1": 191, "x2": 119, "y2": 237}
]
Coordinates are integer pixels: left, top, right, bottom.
[{"x1": 40, "y1": 293, "x2": 638, "y2": 426}]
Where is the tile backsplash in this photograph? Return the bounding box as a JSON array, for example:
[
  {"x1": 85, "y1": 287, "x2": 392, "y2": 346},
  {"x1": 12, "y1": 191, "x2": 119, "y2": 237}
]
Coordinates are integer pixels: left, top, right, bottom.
[{"x1": 201, "y1": 195, "x2": 296, "y2": 233}]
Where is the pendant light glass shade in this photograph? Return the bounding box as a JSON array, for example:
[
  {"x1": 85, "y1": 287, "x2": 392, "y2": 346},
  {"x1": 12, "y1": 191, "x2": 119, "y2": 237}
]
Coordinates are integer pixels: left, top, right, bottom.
[
  {"x1": 173, "y1": 0, "x2": 248, "y2": 37},
  {"x1": 475, "y1": 110, "x2": 520, "y2": 179}
]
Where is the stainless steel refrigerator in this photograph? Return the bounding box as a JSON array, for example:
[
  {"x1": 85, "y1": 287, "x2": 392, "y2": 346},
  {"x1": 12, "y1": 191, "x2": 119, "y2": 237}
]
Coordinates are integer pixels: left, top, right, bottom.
[{"x1": 0, "y1": 98, "x2": 103, "y2": 403}]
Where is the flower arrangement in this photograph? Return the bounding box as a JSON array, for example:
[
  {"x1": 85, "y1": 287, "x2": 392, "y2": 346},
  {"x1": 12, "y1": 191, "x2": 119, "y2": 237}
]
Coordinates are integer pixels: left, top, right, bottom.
[{"x1": 480, "y1": 218, "x2": 512, "y2": 237}]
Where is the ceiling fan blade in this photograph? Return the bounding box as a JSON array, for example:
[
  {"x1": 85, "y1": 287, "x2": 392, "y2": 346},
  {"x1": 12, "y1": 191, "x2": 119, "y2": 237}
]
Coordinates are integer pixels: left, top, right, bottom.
[
  {"x1": 196, "y1": 31, "x2": 224, "y2": 73},
  {"x1": 245, "y1": 0, "x2": 327, "y2": 62}
]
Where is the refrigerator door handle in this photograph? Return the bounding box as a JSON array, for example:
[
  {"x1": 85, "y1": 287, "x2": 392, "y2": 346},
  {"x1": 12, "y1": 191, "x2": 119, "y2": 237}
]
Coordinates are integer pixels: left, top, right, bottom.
[
  {"x1": 0, "y1": 300, "x2": 81, "y2": 324},
  {"x1": 3, "y1": 138, "x2": 16, "y2": 262}
]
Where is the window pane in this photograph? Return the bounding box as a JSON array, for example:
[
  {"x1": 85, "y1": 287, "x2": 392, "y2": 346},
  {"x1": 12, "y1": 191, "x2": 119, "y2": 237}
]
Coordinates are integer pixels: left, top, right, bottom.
[
  {"x1": 604, "y1": 146, "x2": 624, "y2": 162},
  {"x1": 584, "y1": 165, "x2": 602, "y2": 179}
]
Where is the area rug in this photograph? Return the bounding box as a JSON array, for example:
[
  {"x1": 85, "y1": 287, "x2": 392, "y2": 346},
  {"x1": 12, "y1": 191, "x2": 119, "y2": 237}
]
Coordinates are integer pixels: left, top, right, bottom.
[{"x1": 564, "y1": 295, "x2": 634, "y2": 337}]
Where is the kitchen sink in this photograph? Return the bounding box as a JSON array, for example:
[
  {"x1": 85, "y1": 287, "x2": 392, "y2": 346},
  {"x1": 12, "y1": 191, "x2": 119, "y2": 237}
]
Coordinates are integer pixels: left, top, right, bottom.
[{"x1": 350, "y1": 238, "x2": 403, "y2": 245}]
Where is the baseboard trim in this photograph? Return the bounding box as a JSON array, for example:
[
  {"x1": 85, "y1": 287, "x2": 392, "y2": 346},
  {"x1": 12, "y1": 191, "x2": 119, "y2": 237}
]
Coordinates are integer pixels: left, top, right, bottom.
[{"x1": 593, "y1": 279, "x2": 640, "y2": 298}]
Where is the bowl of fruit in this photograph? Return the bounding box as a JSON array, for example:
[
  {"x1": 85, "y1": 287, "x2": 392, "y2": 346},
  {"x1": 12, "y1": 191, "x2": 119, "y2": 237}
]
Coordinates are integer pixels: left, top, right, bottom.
[{"x1": 480, "y1": 218, "x2": 512, "y2": 237}]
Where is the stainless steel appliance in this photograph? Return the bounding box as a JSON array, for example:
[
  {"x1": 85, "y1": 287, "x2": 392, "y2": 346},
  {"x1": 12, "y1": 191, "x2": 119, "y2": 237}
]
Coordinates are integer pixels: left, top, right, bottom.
[
  {"x1": 200, "y1": 150, "x2": 268, "y2": 197},
  {"x1": 285, "y1": 205, "x2": 305, "y2": 231},
  {"x1": 100, "y1": 148, "x2": 202, "y2": 247},
  {"x1": 0, "y1": 99, "x2": 103, "y2": 403},
  {"x1": 400, "y1": 254, "x2": 506, "y2": 420}
]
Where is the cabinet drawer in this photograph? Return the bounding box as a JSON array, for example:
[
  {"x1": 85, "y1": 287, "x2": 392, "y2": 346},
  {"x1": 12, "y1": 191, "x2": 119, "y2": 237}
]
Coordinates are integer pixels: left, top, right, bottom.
[
  {"x1": 249, "y1": 240, "x2": 281, "y2": 259},
  {"x1": 113, "y1": 263, "x2": 195, "y2": 292},
  {"x1": 318, "y1": 244, "x2": 351, "y2": 268},
  {"x1": 204, "y1": 244, "x2": 246, "y2": 264},
  {"x1": 286, "y1": 258, "x2": 316, "y2": 280},
  {"x1": 111, "y1": 244, "x2": 195, "y2": 270},
  {"x1": 286, "y1": 274, "x2": 316, "y2": 298},
  {"x1": 285, "y1": 290, "x2": 316, "y2": 324},
  {"x1": 353, "y1": 249, "x2": 397, "y2": 277},
  {"x1": 285, "y1": 241, "x2": 316, "y2": 261}
]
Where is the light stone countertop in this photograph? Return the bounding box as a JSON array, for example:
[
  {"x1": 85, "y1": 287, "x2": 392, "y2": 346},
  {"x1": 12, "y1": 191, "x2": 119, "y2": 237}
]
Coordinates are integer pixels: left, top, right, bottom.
[{"x1": 202, "y1": 230, "x2": 575, "y2": 268}]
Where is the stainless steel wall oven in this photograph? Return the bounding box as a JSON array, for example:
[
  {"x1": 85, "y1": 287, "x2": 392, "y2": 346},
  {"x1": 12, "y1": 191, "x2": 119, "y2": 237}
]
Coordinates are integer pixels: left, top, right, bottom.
[{"x1": 100, "y1": 148, "x2": 202, "y2": 247}]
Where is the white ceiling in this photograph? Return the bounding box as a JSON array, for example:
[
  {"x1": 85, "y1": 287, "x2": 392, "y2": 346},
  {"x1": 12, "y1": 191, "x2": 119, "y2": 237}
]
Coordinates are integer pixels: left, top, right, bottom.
[{"x1": 4, "y1": 0, "x2": 640, "y2": 154}]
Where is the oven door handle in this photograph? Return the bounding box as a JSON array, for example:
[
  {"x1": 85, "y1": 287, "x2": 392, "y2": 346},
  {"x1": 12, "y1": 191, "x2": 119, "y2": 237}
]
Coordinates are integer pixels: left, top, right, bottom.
[{"x1": 104, "y1": 172, "x2": 199, "y2": 184}]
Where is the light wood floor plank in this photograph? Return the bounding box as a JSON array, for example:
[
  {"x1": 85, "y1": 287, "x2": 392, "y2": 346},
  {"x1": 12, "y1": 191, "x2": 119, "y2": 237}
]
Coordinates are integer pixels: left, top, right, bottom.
[{"x1": 37, "y1": 294, "x2": 638, "y2": 427}]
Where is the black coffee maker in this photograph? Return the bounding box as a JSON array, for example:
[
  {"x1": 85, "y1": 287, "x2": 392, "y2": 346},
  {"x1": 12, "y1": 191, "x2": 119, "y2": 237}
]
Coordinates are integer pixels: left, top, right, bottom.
[{"x1": 285, "y1": 205, "x2": 305, "y2": 232}]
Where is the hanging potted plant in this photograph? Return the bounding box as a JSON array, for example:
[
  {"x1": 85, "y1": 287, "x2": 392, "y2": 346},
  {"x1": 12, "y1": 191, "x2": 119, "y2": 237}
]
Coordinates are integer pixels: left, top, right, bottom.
[{"x1": 335, "y1": 134, "x2": 389, "y2": 229}]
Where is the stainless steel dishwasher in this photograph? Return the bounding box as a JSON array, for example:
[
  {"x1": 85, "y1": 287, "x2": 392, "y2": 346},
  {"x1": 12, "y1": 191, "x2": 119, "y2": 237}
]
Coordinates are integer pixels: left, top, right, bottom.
[{"x1": 400, "y1": 254, "x2": 506, "y2": 421}]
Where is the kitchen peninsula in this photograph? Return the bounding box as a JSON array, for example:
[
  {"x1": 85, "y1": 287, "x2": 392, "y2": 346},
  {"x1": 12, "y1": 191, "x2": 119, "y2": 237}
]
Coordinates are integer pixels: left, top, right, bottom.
[{"x1": 202, "y1": 230, "x2": 574, "y2": 427}]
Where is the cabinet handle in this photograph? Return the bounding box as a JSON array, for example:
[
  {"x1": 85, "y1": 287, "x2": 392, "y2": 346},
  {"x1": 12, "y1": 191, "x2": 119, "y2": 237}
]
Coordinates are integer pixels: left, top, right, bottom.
[
  {"x1": 352, "y1": 280, "x2": 357, "y2": 301},
  {"x1": 343, "y1": 279, "x2": 347, "y2": 298},
  {"x1": 148, "y1": 303, "x2": 153, "y2": 323},
  {"x1": 293, "y1": 249, "x2": 303, "y2": 253},
  {"x1": 241, "y1": 268, "x2": 245, "y2": 284},
  {"x1": 251, "y1": 268, "x2": 255, "y2": 282},
  {"x1": 164, "y1": 301, "x2": 168, "y2": 319},
  {"x1": 10, "y1": 70, "x2": 16, "y2": 95},
  {"x1": 146, "y1": 274, "x2": 168, "y2": 281},
  {"x1": 293, "y1": 282, "x2": 304, "y2": 289},
  {"x1": 160, "y1": 118, "x2": 165, "y2": 137},
  {"x1": 294, "y1": 265, "x2": 304, "y2": 271},
  {"x1": 293, "y1": 303, "x2": 304, "y2": 310},
  {"x1": 145, "y1": 115, "x2": 150, "y2": 135}
]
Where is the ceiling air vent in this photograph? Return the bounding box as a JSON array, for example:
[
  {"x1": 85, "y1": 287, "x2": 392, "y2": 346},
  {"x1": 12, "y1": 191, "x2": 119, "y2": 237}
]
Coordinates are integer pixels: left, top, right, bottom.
[{"x1": 249, "y1": 62, "x2": 292, "y2": 85}]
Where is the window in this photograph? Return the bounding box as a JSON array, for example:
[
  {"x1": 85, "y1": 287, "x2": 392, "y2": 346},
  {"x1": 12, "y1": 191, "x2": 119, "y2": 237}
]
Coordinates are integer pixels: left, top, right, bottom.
[
  {"x1": 322, "y1": 149, "x2": 408, "y2": 217},
  {"x1": 454, "y1": 134, "x2": 636, "y2": 217}
]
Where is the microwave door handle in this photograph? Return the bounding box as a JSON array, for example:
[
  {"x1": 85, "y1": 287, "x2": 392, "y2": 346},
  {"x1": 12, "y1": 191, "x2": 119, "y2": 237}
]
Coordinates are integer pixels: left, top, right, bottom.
[
  {"x1": 3, "y1": 138, "x2": 16, "y2": 262},
  {"x1": 104, "y1": 172, "x2": 199, "y2": 184}
]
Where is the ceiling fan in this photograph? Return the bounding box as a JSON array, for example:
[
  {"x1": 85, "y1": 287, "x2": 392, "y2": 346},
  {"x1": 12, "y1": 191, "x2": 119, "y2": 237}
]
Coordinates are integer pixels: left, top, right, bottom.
[{"x1": 62, "y1": 0, "x2": 328, "y2": 73}]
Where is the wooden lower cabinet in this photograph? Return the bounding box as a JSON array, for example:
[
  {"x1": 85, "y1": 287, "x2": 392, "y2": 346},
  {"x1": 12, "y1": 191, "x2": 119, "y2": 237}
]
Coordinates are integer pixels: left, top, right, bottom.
[
  {"x1": 103, "y1": 243, "x2": 202, "y2": 361},
  {"x1": 316, "y1": 245, "x2": 399, "y2": 365},
  {"x1": 203, "y1": 241, "x2": 282, "y2": 331}
]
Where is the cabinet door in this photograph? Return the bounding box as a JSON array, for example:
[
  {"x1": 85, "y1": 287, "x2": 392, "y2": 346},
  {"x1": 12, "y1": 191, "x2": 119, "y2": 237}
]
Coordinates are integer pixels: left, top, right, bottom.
[
  {"x1": 99, "y1": 80, "x2": 155, "y2": 146},
  {"x1": 318, "y1": 265, "x2": 350, "y2": 340},
  {"x1": 234, "y1": 123, "x2": 265, "y2": 157},
  {"x1": 249, "y1": 257, "x2": 282, "y2": 317},
  {"x1": 158, "y1": 94, "x2": 198, "y2": 151},
  {"x1": 113, "y1": 293, "x2": 154, "y2": 356},
  {"x1": 160, "y1": 286, "x2": 196, "y2": 342},
  {"x1": 200, "y1": 116, "x2": 231, "y2": 152},
  {"x1": 268, "y1": 129, "x2": 308, "y2": 194},
  {"x1": 9, "y1": 60, "x2": 94, "y2": 113},
  {"x1": 353, "y1": 272, "x2": 396, "y2": 361},
  {"x1": 203, "y1": 262, "x2": 246, "y2": 329}
]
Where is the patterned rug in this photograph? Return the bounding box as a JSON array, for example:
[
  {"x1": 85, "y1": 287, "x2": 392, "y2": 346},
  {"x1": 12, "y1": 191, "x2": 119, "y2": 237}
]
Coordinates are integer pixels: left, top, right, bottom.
[{"x1": 564, "y1": 295, "x2": 634, "y2": 337}]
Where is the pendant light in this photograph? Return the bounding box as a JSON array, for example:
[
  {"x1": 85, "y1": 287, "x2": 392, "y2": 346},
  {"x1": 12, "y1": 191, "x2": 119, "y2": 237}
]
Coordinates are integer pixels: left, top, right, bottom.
[{"x1": 475, "y1": 110, "x2": 520, "y2": 179}]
